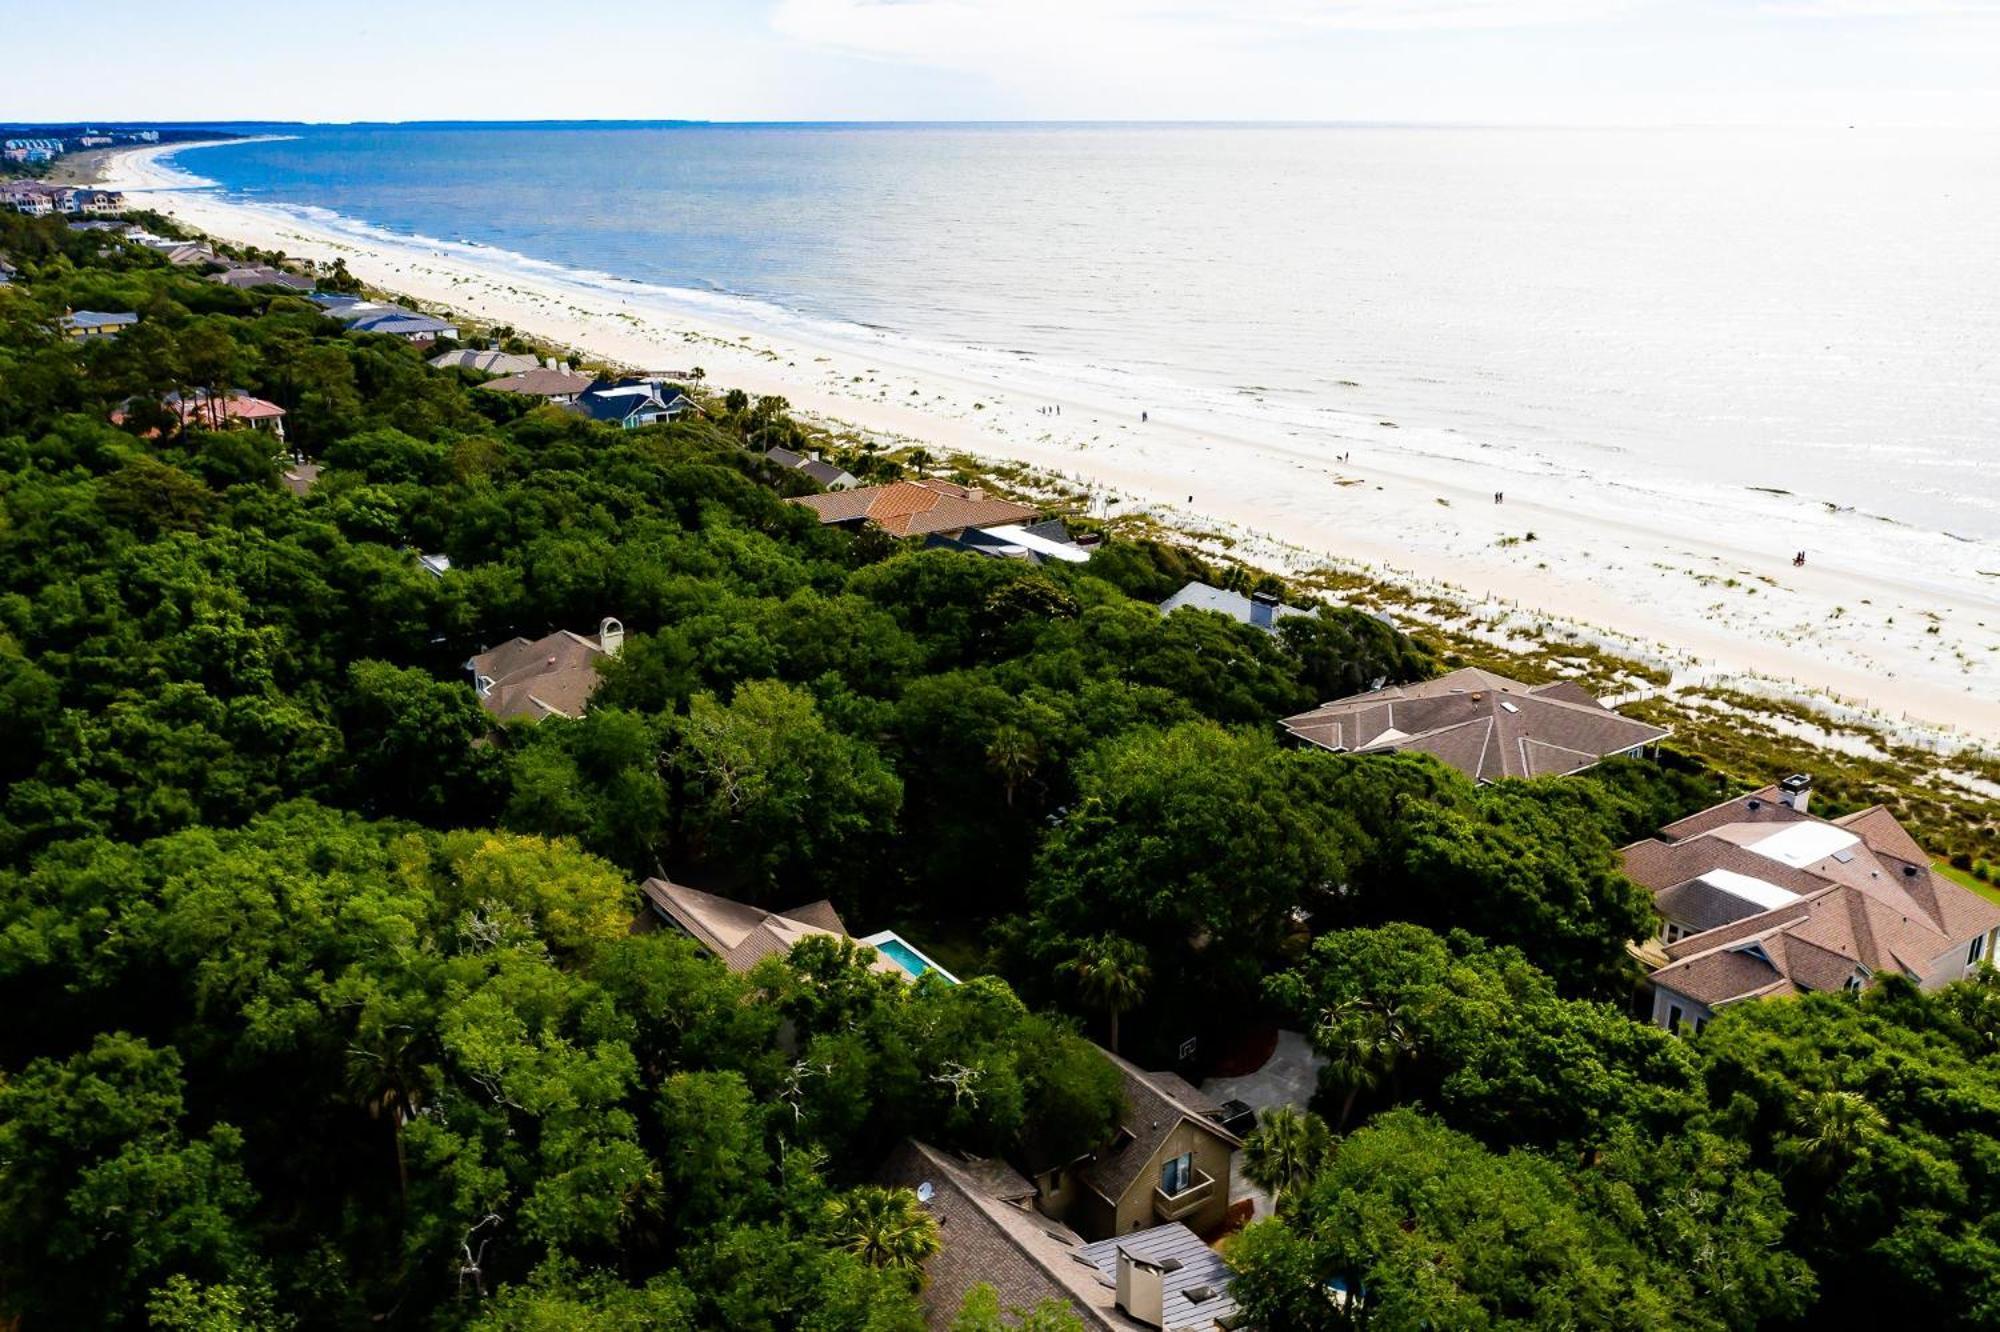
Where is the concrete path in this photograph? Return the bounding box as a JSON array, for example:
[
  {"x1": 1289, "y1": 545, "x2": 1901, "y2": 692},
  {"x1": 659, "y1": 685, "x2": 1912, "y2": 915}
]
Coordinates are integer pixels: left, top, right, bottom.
[{"x1": 1202, "y1": 1030, "x2": 1326, "y2": 1221}]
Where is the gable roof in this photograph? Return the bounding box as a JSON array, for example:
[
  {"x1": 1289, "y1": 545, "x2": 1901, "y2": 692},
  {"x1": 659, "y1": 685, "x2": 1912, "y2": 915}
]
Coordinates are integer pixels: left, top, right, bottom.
[
  {"x1": 428, "y1": 348, "x2": 543, "y2": 375},
  {"x1": 63, "y1": 309, "x2": 138, "y2": 330},
  {"x1": 638, "y1": 877, "x2": 908, "y2": 978},
  {"x1": 1080, "y1": 1050, "x2": 1243, "y2": 1207},
  {"x1": 476, "y1": 367, "x2": 595, "y2": 398},
  {"x1": 880, "y1": 1140, "x2": 1234, "y2": 1332},
  {"x1": 1280, "y1": 667, "x2": 1668, "y2": 783},
  {"x1": 788, "y1": 478, "x2": 1037, "y2": 537},
  {"x1": 465, "y1": 625, "x2": 614, "y2": 723},
  {"x1": 1630, "y1": 787, "x2": 2000, "y2": 1009},
  {"x1": 1158, "y1": 581, "x2": 1309, "y2": 629}
]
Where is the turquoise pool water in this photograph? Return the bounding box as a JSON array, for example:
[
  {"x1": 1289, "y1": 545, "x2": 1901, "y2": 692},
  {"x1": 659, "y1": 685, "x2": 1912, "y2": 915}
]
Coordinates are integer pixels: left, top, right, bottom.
[{"x1": 871, "y1": 935, "x2": 953, "y2": 983}]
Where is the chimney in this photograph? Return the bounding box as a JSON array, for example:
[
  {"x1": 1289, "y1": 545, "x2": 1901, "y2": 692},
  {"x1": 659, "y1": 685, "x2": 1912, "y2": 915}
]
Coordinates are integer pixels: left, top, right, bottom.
[
  {"x1": 1115, "y1": 1249, "x2": 1166, "y2": 1329},
  {"x1": 1778, "y1": 774, "x2": 1812, "y2": 814},
  {"x1": 546, "y1": 355, "x2": 560, "y2": 371},
  {"x1": 1250, "y1": 589, "x2": 1280, "y2": 631},
  {"x1": 597, "y1": 616, "x2": 625, "y2": 656}
]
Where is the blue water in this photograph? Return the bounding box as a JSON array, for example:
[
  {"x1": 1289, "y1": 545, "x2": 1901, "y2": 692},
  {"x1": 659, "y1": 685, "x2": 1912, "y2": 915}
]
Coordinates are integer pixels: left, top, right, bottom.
[
  {"x1": 166, "y1": 122, "x2": 2000, "y2": 542},
  {"x1": 870, "y1": 935, "x2": 947, "y2": 982}
]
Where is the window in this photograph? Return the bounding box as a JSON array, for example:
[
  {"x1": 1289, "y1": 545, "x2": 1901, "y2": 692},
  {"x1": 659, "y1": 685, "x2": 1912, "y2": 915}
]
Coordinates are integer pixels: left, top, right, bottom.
[
  {"x1": 1161, "y1": 1152, "x2": 1194, "y2": 1197},
  {"x1": 1971, "y1": 934, "x2": 1987, "y2": 967},
  {"x1": 1667, "y1": 1004, "x2": 1684, "y2": 1034}
]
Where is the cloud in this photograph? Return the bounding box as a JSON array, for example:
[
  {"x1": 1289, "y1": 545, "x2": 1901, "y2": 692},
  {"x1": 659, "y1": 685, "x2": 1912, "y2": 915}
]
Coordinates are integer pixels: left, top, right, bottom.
[
  {"x1": 771, "y1": 0, "x2": 1645, "y2": 74},
  {"x1": 1758, "y1": 0, "x2": 2000, "y2": 13}
]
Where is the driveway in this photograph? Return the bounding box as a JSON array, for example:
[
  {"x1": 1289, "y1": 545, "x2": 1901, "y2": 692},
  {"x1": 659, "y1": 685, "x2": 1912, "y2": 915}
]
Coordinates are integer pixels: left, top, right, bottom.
[{"x1": 1202, "y1": 1030, "x2": 1325, "y2": 1221}]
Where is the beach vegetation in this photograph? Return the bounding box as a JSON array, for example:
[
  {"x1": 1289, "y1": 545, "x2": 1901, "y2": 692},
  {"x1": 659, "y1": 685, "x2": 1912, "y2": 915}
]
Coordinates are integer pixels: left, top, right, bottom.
[{"x1": 3, "y1": 208, "x2": 1998, "y2": 1327}]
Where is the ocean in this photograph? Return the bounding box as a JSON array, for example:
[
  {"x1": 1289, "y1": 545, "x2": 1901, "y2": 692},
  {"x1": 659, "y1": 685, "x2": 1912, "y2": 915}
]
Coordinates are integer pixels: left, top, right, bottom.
[{"x1": 167, "y1": 123, "x2": 2000, "y2": 543}]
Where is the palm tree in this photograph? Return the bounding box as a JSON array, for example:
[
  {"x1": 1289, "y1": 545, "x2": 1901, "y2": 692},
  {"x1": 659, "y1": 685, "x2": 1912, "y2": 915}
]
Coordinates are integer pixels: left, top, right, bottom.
[
  {"x1": 823, "y1": 1186, "x2": 941, "y2": 1270},
  {"x1": 985, "y1": 726, "x2": 1041, "y2": 808},
  {"x1": 1242, "y1": 1106, "x2": 1334, "y2": 1204},
  {"x1": 1316, "y1": 1000, "x2": 1413, "y2": 1128},
  {"x1": 1793, "y1": 1089, "x2": 1885, "y2": 1175},
  {"x1": 345, "y1": 1023, "x2": 428, "y2": 1205},
  {"x1": 1060, "y1": 935, "x2": 1151, "y2": 1054}
]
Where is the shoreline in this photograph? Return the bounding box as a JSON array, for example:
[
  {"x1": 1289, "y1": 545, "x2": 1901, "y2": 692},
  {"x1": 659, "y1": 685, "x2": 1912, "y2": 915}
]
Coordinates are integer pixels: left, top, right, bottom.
[{"x1": 89, "y1": 140, "x2": 2000, "y2": 748}]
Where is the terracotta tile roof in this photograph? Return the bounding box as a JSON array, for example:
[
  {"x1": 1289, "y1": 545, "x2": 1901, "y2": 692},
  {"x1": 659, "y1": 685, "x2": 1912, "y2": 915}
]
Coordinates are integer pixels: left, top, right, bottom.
[
  {"x1": 1280, "y1": 667, "x2": 1668, "y2": 783},
  {"x1": 788, "y1": 478, "x2": 1037, "y2": 537}
]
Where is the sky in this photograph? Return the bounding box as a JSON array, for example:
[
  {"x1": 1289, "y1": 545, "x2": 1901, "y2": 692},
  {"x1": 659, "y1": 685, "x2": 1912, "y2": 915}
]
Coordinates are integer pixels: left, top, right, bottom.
[{"x1": 4, "y1": 0, "x2": 2000, "y2": 127}]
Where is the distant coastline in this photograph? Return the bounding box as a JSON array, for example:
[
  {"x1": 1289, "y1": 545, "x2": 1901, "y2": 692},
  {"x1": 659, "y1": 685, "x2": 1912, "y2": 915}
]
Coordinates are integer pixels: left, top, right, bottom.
[{"x1": 88, "y1": 138, "x2": 2000, "y2": 748}]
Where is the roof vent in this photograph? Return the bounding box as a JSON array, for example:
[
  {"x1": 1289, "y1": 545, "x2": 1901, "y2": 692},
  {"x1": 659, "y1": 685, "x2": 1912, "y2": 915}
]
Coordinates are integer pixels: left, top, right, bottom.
[
  {"x1": 1186, "y1": 1285, "x2": 1217, "y2": 1304},
  {"x1": 1903, "y1": 865, "x2": 1919, "y2": 877}
]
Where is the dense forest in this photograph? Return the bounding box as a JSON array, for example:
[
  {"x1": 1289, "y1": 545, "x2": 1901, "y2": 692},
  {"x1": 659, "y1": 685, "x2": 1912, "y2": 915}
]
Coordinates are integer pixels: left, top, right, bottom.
[{"x1": 1, "y1": 211, "x2": 1997, "y2": 1330}]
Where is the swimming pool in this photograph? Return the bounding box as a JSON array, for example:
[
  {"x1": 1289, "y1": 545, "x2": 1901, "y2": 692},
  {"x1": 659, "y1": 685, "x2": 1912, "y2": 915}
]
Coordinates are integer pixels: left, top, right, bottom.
[{"x1": 859, "y1": 931, "x2": 960, "y2": 984}]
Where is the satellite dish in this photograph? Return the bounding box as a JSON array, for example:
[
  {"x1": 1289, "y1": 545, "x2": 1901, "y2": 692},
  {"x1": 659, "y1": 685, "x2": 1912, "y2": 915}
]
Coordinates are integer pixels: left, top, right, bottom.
[{"x1": 917, "y1": 1182, "x2": 934, "y2": 1203}]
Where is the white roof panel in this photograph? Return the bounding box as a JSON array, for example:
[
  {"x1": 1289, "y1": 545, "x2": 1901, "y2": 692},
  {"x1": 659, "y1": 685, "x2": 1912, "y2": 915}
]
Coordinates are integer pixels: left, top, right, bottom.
[
  {"x1": 979, "y1": 523, "x2": 1091, "y2": 563},
  {"x1": 1698, "y1": 868, "x2": 1803, "y2": 912},
  {"x1": 1747, "y1": 822, "x2": 1861, "y2": 869}
]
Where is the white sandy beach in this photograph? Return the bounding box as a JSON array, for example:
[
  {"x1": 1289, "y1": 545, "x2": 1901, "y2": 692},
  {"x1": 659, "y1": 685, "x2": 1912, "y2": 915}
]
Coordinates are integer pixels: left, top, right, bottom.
[{"x1": 95, "y1": 141, "x2": 2000, "y2": 748}]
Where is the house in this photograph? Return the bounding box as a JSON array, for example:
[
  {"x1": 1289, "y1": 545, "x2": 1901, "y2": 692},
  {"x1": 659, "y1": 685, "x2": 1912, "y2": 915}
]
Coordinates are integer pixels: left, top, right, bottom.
[
  {"x1": 763, "y1": 445, "x2": 860, "y2": 491},
  {"x1": 416, "y1": 552, "x2": 452, "y2": 578},
  {"x1": 464, "y1": 617, "x2": 624, "y2": 723},
  {"x1": 210, "y1": 263, "x2": 313, "y2": 292},
  {"x1": 788, "y1": 478, "x2": 1039, "y2": 539},
  {"x1": 1159, "y1": 581, "x2": 1309, "y2": 632},
  {"x1": 639, "y1": 877, "x2": 956, "y2": 983},
  {"x1": 1280, "y1": 666, "x2": 1668, "y2": 784},
  {"x1": 880, "y1": 1139, "x2": 1240, "y2": 1332},
  {"x1": 2, "y1": 183, "x2": 68, "y2": 215},
  {"x1": 475, "y1": 367, "x2": 595, "y2": 404},
  {"x1": 74, "y1": 188, "x2": 124, "y2": 215},
  {"x1": 61, "y1": 310, "x2": 138, "y2": 339},
  {"x1": 68, "y1": 219, "x2": 132, "y2": 235},
  {"x1": 1030, "y1": 1051, "x2": 1241, "y2": 1242},
  {"x1": 280, "y1": 460, "x2": 323, "y2": 497},
  {"x1": 428, "y1": 347, "x2": 543, "y2": 376},
  {"x1": 350, "y1": 311, "x2": 458, "y2": 341},
  {"x1": 133, "y1": 238, "x2": 217, "y2": 267},
  {"x1": 312, "y1": 296, "x2": 460, "y2": 342},
  {"x1": 0, "y1": 258, "x2": 15, "y2": 285},
  {"x1": 1625, "y1": 776, "x2": 2000, "y2": 1033},
  {"x1": 935, "y1": 519, "x2": 1095, "y2": 566},
  {"x1": 115, "y1": 389, "x2": 287, "y2": 441},
  {"x1": 570, "y1": 378, "x2": 695, "y2": 429}
]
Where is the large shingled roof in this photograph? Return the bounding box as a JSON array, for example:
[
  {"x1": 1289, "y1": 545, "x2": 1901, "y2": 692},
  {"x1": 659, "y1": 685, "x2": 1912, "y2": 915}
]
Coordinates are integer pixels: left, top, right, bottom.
[
  {"x1": 1280, "y1": 667, "x2": 1668, "y2": 783},
  {"x1": 1628, "y1": 786, "x2": 2000, "y2": 1010}
]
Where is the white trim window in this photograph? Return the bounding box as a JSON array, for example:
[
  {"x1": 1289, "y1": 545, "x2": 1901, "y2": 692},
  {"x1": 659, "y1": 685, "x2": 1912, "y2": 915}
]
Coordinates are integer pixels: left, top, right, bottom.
[
  {"x1": 1970, "y1": 934, "x2": 1987, "y2": 968},
  {"x1": 1161, "y1": 1151, "x2": 1195, "y2": 1197}
]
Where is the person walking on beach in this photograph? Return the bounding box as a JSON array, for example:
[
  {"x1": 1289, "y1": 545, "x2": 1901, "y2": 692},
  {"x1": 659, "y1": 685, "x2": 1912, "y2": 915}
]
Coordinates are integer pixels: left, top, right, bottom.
[{"x1": 1142, "y1": 411, "x2": 1148, "y2": 423}]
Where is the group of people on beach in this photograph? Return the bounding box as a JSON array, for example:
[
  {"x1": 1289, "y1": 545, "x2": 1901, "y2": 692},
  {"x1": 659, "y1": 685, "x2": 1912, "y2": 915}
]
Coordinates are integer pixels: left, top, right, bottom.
[{"x1": 1792, "y1": 550, "x2": 1808, "y2": 567}]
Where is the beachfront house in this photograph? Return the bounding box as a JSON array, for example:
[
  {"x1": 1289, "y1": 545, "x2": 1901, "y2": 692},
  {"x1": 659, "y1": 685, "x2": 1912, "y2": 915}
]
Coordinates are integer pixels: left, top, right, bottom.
[
  {"x1": 1159, "y1": 581, "x2": 1309, "y2": 632},
  {"x1": 1030, "y1": 1052, "x2": 1242, "y2": 1243},
  {"x1": 476, "y1": 367, "x2": 595, "y2": 405},
  {"x1": 638, "y1": 877, "x2": 957, "y2": 984},
  {"x1": 464, "y1": 617, "x2": 623, "y2": 723},
  {"x1": 211, "y1": 263, "x2": 313, "y2": 292},
  {"x1": 879, "y1": 1138, "x2": 1241, "y2": 1332},
  {"x1": 935, "y1": 518, "x2": 1096, "y2": 566},
  {"x1": 74, "y1": 188, "x2": 124, "y2": 215},
  {"x1": 312, "y1": 295, "x2": 460, "y2": 342},
  {"x1": 60, "y1": 309, "x2": 138, "y2": 340},
  {"x1": 788, "y1": 477, "x2": 1039, "y2": 540},
  {"x1": 1625, "y1": 776, "x2": 2000, "y2": 1033},
  {"x1": 764, "y1": 444, "x2": 860, "y2": 490},
  {"x1": 1279, "y1": 666, "x2": 1668, "y2": 784},
  {"x1": 429, "y1": 347, "x2": 543, "y2": 376},
  {"x1": 570, "y1": 378, "x2": 696, "y2": 429}
]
